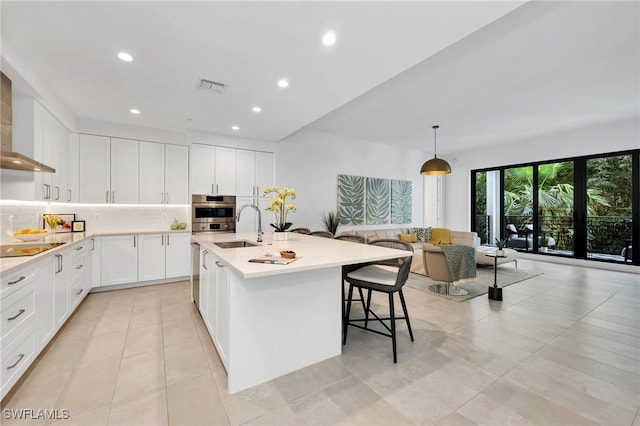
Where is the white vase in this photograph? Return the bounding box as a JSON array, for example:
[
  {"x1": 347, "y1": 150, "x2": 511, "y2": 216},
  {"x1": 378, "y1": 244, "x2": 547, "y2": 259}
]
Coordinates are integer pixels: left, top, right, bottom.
[
  {"x1": 273, "y1": 231, "x2": 291, "y2": 241},
  {"x1": 496, "y1": 249, "x2": 504, "y2": 257}
]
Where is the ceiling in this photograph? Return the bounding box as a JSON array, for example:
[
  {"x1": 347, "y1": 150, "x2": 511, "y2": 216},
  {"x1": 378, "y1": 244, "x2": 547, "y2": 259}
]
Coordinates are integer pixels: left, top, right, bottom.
[{"x1": 1, "y1": 1, "x2": 638, "y2": 155}]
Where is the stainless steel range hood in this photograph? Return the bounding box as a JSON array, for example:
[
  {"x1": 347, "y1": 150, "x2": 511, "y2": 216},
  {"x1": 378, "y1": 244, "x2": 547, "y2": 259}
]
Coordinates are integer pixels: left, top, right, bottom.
[{"x1": 0, "y1": 72, "x2": 55, "y2": 173}]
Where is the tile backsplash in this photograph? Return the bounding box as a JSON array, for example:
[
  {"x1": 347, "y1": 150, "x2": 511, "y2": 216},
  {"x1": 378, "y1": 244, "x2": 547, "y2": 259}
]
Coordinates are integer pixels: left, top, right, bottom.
[{"x1": 0, "y1": 201, "x2": 190, "y2": 243}]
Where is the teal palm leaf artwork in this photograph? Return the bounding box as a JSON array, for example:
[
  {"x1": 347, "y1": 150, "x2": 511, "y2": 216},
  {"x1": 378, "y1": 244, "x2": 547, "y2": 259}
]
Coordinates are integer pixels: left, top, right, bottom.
[
  {"x1": 391, "y1": 180, "x2": 412, "y2": 224},
  {"x1": 337, "y1": 175, "x2": 365, "y2": 225},
  {"x1": 366, "y1": 178, "x2": 390, "y2": 224}
]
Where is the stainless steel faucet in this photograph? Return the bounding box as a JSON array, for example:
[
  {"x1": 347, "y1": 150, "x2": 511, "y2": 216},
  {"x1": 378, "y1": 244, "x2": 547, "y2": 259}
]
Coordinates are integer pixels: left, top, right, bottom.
[{"x1": 236, "y1": 204, "x2": 263, "y2": 242}]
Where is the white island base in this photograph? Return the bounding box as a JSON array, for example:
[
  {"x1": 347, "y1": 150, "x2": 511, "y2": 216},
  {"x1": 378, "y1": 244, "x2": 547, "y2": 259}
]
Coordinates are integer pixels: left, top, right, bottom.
[
  {"x1": 224, "y1": 267, "x2": 341, "y2": 393},
  {"x1": 193, "y1": 232, "x2": 409, "y2": 394}
]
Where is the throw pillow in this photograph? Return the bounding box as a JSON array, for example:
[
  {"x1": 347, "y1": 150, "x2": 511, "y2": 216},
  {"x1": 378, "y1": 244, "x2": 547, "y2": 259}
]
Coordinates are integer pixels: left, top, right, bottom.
[
  {"x1": 399, "y1": 233, "x2": 418, "y2": 243},
  {"x1": 430, "y1": 228, "x2": 451, "y2": 244},
  {"x1": 412, "y1": 227, "x2": 432, "y2": 242}
]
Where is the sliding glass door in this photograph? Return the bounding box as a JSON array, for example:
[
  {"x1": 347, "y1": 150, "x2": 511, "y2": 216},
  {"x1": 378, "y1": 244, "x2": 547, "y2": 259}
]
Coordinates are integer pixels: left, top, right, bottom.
[{"x1": 471, "y1": 149, "x2": 638, "y2": 265}]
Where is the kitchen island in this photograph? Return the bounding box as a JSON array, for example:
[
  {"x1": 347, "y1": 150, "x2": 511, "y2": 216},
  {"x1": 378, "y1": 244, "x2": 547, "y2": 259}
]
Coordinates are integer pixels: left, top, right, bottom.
[{"x1": 192, "y1": 232, "x2": 409, "y2": 393}]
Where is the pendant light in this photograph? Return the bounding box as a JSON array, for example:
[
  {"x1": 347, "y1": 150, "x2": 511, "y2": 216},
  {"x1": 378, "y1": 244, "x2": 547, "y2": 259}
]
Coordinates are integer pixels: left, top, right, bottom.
[{"x1": 420, "y1": 125, "x2": 451, "y2": 175}]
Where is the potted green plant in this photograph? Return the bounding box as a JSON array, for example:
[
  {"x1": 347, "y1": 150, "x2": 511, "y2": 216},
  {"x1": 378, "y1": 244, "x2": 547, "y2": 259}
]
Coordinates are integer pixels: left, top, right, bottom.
[
  {"x1": 540, "y1": 236, "x2": 550, "y2": 252},
  {"x1": 320, "y1": 211, "x2": 340, "y2": 236},
  {"x1": 495, "y1": 237, "x2": 507, "y2": 256}
]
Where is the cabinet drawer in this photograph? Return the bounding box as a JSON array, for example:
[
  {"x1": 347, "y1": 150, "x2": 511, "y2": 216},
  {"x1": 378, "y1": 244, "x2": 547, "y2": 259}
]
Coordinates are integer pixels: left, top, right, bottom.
[
  {"x1": 69, "y1": 242, "x2": 89, "y2": 259},
  {"x1": 0, "y1": 328, "x2": 35, "y2": 400},
  {"x1": 0, "y1": 283, "x2": 35, "y2": 347},
  {"x1": 70, "y1": 252, "x2": 88, "y2": 283},
  {"x1": 68, "y1": 277, "x2": 87, "y2": 311},
  {"x1": 1, "y1": 266, "x2": 37, "y2": 300}
]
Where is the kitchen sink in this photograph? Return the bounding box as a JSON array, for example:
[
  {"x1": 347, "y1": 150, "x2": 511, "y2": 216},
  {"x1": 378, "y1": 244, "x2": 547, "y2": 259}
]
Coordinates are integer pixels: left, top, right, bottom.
[{"x1": 214, "y1": 240, "x2": 260, "y2": 249}]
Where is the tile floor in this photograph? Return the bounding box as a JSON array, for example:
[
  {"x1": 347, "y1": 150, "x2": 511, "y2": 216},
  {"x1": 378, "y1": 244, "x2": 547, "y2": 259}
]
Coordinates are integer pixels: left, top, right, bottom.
[{"x1": 1, "y1": 259, "x2": 639, "y2": 425}]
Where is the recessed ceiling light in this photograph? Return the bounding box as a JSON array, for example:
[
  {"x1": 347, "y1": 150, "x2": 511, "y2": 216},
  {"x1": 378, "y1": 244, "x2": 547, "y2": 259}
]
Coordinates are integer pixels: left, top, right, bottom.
[
  {"x1": 252, "y1": 106, "x2": 262, "y2": 113},
  {"x1": 130, "y1": 108, "x2": 140, "y2": 114},
  {"x1": 277, "y1": 79, "x2": 289, "y2": 88},
  {"x1": 33, "y1": 168, "x2": 41, "y2": 172},
  {"x1": 231, "y1": 126, "x2": 239, "y2": 131},
  {"x1": 12, "y1": 160, "x2": 21, "y2": 164},
  {"x1": 117, "y1": 52, "x2": 133, "y2": 62},
  {"x1": 322, "y1": 31, "x2": 337, "y2": 46}
]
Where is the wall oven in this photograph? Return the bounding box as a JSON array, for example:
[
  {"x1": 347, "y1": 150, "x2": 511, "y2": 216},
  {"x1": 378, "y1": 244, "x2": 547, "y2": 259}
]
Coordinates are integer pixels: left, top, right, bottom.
[{"x1": 192, "y1": 194, "x2": 236, "y2": 233}]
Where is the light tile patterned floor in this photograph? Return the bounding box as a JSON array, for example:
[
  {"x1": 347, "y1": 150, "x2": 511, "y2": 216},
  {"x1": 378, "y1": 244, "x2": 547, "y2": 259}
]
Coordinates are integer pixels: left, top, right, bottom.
[{"x1": 1, "y1": 259, "x2": 638, "y2": 425}]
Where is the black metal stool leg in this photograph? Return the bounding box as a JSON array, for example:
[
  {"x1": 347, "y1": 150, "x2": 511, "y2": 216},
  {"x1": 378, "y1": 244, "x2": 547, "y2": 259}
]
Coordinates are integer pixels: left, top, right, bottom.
[
  {"x1": 398, "y1": 290, "x2": 414, "y2": 342},
  {"x1": 343, "y1": 284, "x2": 355, "y2": 345},
  {"x1": 364, "y1": 289, "x2": 373, "y2": 329},
  {"x1": 389, "y1": 292, "x2": 397, "y2": 363}
]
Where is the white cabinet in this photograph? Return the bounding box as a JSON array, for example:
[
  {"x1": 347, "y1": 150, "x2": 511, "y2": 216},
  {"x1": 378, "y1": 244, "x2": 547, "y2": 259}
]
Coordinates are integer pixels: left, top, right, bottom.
[
  {"x1": 165, "y1": 232, "x2": 191, "y2": 278},
  {"x1": 236, "y1": 196, "x2": 270, "y2": 234},
  {"x1": 79, "y1": 134, "x2": 110, "y2": 203},
  {"x1": 2, "y1": 98, "x2": 71, "y2": 202},
  {"x1": 236, "y1": 150, "x2": 275, "y2": 197},
  {"x1": 200, "y1": 250, "x2": 230, "y2": 370},
  {"x1": 79, "y1": 135, "x2": 138, "y2": 203},
  {"x1": 190, "y1": 144, "x2": 237, "y2": 195},
  {"x1": 67, "y1": 133, "x2": 79, "y2": 202},
  {"x1": 101, "y1": 235, "x2": 138, "y2": 286},
  {"x1": 0, "y1": 256, "x2": 55, "y2": 400},
  {"x1": 53, "y1": 249, "x2": 69, "y2": 329},
  {"x1": 137, "y1": 234, "x2": 166, "y2": 282},
  {"x1": 90, "y1": 237, "x2": 101, "y2": 287},
  {"x1": 138, "y1": 233, "x2": 191, "y2": 282},
  {"x1": 139, "y1": 142, "x2": 189, "y2": 205},
  {"x1": 110, "y1": 138, "x2": 139, "y2": 204}
]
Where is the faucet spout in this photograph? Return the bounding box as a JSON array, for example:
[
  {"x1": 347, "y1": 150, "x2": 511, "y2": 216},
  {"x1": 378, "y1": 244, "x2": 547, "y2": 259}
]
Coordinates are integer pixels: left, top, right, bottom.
[{"x1": 237, "y1": 204, "x2": 263, "y2": 242}]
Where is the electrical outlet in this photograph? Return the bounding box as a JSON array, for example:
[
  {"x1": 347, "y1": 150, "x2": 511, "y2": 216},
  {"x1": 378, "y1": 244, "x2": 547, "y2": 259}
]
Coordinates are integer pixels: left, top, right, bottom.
[{"x1": 95, "y1": 213, "x2": 101, "y2": 221}]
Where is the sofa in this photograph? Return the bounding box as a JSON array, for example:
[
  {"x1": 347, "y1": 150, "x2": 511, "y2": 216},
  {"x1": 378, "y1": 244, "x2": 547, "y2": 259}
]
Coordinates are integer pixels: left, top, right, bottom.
[{"x1": 338, "y1": 227, "x2": 480, "y2": 276}]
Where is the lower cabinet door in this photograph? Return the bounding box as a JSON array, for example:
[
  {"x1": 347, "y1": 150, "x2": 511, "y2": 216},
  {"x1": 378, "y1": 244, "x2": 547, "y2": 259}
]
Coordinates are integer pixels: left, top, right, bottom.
[
  {"x1": 165, "y1": 233, "x2": 191, "y2": 278},
  {"x1": 101, "y1": 235, "x2": 138, "y2": 286},
  {"x1": 0, "y1": 328, "x2": 35, "y2": 400},
  {"x1": 137, "y1": 234, "x2": 166, "y2": 282}
]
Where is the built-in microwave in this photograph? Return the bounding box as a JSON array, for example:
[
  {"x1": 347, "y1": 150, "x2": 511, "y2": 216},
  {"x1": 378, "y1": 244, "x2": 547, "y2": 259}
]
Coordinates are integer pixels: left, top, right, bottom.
[{"x1": 191, "y1": 194, "x2": 236, "y2": 233}]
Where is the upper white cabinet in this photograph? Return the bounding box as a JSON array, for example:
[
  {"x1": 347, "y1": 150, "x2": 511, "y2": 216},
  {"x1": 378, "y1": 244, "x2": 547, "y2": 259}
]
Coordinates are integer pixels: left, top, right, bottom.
[
  {"x1": 79, "y1": 134, "x2": 110, "y2": 203},
  {"x1": 110, "y1": 138, "x2": 139, "y2": 204},
  {"x1": 2, "y1": 97, "x2": 72, "y2": 202},
  {"x1": 236, "y1": 150, "x2": 274, "y2": 197},
  {"x1": 67, "y1": 133, "x2": 80, "y2": 202},
  {"x1": 190, "y1": 144, "x2": 237, "y2": 196},
  {"x1": 192, "y1": 144, "x2": 274, "y2": 198},
  {"x1": 79, "y1": 135, "x2": 138, "y2": 204},
  {"x1": 139, "y1": 141, "x2": 188, "y2": 204}
]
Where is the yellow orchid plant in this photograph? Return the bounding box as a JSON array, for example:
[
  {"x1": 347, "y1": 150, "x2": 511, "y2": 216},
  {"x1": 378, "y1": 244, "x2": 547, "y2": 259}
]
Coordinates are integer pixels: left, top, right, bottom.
[{"x1": 264, "y1": 186, "x2": 297, "y2": 232}]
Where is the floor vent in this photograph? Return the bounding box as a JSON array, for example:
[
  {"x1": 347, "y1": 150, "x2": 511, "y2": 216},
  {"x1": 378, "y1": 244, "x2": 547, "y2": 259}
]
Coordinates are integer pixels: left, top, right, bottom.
[{"x1": 196, "y1": 78, "x2": 227, "y2": 94}]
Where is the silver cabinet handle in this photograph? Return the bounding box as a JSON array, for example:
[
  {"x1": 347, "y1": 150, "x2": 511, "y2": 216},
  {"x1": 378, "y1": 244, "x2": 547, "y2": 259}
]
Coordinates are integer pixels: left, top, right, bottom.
[
  {"x1": 211, "y1": 184, "x2": 214, "y2": 195},
  {"x1": 68, "y1": 189, "x2": 72, "y2": 202},
  {"x1": 6, "y1": 353, "x2": 24, "y2": 370},
  {"x1": 106, "y1": 190, "x2": 110, "y2": 203},
  {"x1": 161, "y1": 192, "x2": 164, "y2": 204},
  {"x1": 91, "y1": 238, "x2": 95, "y2": 251},
  {"x1": 215, "y1": 261, "x2": 224, "y2": 268},
  {"x1": 112, "y1": 191, "x2": 115, "y2": 204},
  {"x1": 55, "y1": 186, "x2": 60, "y2": 200},
  {"x1": 161, "y1": 234, "x2": 164, "y2": 246},
  {"x1": 8, "y1": 276, "x2": 26, "y2": 285},
  {"x1": 55, "y1": 254, "x2": 62, "y2": 274},
  {"x1": 165, "y1": 193, "x2": 169, "y2": 204},
  {"x1": 76, "y1": 289, "x2": 83, "y2": 296},
  {"x1": 44, "y1": 184, "x2": 51, "y2": 200},
  {"x1": 75, "y1": 264, "x2": 83, "y2": 270},
  {"x1": 75, "y1": 246, "x2": 84, "y2": 251},
  {"x1": 7, "y1": 309, "x2": 26, "y2": 321},
  {"x1": 133, "y1": 236, "x2": 137, "y2": 248},
  {"x1": 166, "y1": 234, "x2": 170, "y2": 245}
]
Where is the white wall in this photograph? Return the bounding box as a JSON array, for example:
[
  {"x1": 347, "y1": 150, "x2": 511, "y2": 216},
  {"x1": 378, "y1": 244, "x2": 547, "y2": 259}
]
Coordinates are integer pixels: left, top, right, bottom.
[
  {"x1": 275, "y1": 130, "x2": 425, "y2": 233},
  {"x1": 438, "y1": 117, "x2": 640, "y2": 231}
]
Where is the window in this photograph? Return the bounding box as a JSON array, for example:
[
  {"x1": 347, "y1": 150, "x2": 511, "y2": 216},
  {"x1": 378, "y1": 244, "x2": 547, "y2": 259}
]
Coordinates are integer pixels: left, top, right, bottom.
[{"x1": 471, "y1": 150, "x2": 639, "y2": 265}]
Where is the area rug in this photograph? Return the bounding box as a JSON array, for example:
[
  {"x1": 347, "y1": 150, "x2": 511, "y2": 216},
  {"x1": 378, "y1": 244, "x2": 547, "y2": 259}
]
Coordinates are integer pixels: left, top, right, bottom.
[{"x1": 405, "y1": 267, "x2": 543, "y2": 302}]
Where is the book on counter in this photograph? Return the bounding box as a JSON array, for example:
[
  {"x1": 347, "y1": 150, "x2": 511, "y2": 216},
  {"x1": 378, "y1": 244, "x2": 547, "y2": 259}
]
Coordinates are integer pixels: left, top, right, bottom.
[{"x1": 248, "y1": 256, "x2": 301, "y2": 265}]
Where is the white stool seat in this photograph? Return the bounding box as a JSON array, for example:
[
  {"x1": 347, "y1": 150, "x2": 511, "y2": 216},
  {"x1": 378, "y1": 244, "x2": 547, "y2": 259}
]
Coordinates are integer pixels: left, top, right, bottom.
[{"x1": 346, "y1": 265, "x2": 398, "y2": 286}]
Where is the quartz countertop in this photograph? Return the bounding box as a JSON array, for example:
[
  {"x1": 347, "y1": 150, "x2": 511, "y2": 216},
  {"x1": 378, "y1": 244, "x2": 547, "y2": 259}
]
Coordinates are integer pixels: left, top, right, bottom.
[
  {"x1": 192, "y1": 232, "x2": 410, "y2": 279},
  {"x1": 0, "y1": 229, "x2": 191, "y2": 275}
]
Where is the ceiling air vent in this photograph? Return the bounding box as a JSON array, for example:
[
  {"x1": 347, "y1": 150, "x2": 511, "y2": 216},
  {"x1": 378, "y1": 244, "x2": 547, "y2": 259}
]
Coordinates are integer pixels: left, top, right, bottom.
[{"x1": 196, "y1": 78, "x2": 227, "y2": 94}]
